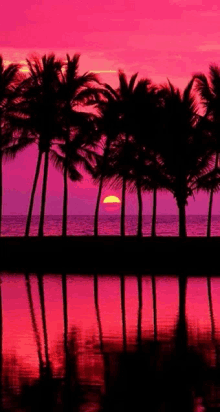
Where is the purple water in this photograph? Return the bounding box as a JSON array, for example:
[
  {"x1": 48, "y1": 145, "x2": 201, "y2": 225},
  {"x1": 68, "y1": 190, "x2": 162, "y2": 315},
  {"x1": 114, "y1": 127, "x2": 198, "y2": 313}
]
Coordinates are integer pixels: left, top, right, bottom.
[{"x1": 2, "y1": 214, "x2": 219, "y2": 236}]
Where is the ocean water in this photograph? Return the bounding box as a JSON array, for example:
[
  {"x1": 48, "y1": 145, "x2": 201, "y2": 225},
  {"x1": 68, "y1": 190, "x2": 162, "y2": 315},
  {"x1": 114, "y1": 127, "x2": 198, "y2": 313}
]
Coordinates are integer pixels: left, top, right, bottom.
[{"x1": 2, "y1": 214, "x2": 220, "y2": 236}]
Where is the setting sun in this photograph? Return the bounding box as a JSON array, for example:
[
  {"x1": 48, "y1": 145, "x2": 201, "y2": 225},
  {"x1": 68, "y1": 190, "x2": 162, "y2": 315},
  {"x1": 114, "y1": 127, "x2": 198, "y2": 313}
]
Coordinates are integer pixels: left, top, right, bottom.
[{"x1": 103, "y1": 196, "x2": 121, "y2": 204}]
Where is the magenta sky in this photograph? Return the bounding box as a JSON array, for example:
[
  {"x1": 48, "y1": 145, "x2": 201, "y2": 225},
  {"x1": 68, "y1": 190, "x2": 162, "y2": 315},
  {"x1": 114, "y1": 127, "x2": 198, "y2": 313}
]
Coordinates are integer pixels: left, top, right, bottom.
[{"x1": 1, "y1": 0, "x2": 220, "y2": 215}]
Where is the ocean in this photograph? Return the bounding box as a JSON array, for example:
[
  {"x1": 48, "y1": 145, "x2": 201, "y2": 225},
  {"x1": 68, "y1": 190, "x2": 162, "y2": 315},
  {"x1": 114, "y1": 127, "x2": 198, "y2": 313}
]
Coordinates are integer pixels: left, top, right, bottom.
[{"x1": 2, "y1": 214, "x2": 220, "y2": 236}]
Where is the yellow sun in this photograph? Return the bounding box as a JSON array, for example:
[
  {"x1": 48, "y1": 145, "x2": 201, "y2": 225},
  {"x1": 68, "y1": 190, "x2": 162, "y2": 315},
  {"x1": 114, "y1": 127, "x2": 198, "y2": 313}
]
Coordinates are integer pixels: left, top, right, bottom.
[{"x1": 103, "y1": 196, "x2": 121, "y2": 204}]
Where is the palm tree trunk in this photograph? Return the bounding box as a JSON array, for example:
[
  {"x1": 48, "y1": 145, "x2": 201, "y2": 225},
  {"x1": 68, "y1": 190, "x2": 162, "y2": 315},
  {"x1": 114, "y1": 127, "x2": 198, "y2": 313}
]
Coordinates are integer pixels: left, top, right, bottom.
[
  {"x1": 207, "y1": 152, "x2": 219, "y2": 237},
  {"x1": 151, "y1": 188, "x2": 157, "y2": 237},
  {"x1": 94, "y1": 174, "x2": 104, "y2": 237},
  {"x1": 37, "y1": 274, "x2": 50, "y2": 372},
  {"x1": 137, "y1": 275, "x2": 142, "y2": 350},
  {"x1": 120, "y1": 275, "x2": 126, "y2": 352},
  {"x1": 178, "y1": 202, "x2": 187, "y2": 238},
  {"x1": 38, "y1": 150, "x2": 49, "y2": 237},
  {"x1": 25, "y1": 273, "x2": 43, "y2": 375},
  {"x1": 62, "y1": 158, "x2": 68, "y2": 237},
  {"x1": 94, "y1": 141, "x2": 111, "y2": 237},
  {"x1": 152, "y1": 275, "x2": 157, "y2": 341},
  {"x1": 121, "y1": 177, "x2": 126, "y2": 237},
  {"x1": 25, "y1": 150, "x2": 43, "y2": 237},
  {"x1": 137, "y1": 183, "x2": 143, "y2": 237}
]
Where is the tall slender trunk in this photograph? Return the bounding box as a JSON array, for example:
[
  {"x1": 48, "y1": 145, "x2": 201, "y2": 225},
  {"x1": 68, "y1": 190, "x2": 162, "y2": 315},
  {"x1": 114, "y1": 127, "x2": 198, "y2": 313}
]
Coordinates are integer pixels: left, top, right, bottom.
[
  {"x1": 94, "y1": 142, "x2": 110, "y2": 237},
  {"x1": 0, "y1": 152, "x2": 2, "y2": 238},
  {"x1": 25, "y1": 273, "x2": 43, "y2": 375},
  {"x1": 178, "y1": 202, "x2": 187, "y2": 238},
  {"x1": 151, "y1": 188, "x2": 157, "y2": 237},
  {"x1": 121, "y1": 177, "x2": 126, "y2": 237},
  {"x1": 38, "y1": 150, "x2": 49, "y2": 237},
  {"x1": 207, "y1": 152, "x2": 219, "y2": 237},
  {"x1": 94, "y1": 175, "x2": 104, "y2": 237},
  {"x1": 62, "y1": 157, "x2": 68, "y2": 237},
  {"x1": 137, "y1": 183, "x2": 143, "y2": 237},
  {"x1": 25, "y1": 150, "x2": 43, "y2": 237},
  {"x1": 120, "y1": 275, "x2": 126, "y2": 352},
  {"x1": 37, "y1": 274, "x2": 50, "y2": 372},
  {"x1": 152, "y1": 275, "x2": 157, "y2": 341},
  {"x1": 0, "y1": 279, "x2": 2, "y2": 411},
  {"x1": 137, "y1": 275, "x2": 142, "y2": 350}
]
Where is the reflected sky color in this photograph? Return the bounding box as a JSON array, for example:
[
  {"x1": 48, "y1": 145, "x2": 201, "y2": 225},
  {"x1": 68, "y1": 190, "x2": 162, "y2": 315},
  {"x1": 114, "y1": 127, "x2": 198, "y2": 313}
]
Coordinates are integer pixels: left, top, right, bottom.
[{"x1": 1, "y1": 273, "x2": 219, "y2": 382}]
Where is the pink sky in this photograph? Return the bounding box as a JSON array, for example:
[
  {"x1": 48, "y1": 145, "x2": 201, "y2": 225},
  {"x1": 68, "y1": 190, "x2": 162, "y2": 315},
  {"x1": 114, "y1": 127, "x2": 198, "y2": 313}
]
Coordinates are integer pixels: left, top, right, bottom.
[{"x1": 1, "y1": 0, "x2": 220, "y2": 215}]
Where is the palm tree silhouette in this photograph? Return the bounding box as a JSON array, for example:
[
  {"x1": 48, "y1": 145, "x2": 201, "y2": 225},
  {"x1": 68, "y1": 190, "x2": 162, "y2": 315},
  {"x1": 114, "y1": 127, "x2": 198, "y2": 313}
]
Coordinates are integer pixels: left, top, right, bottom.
[
  {"x1": 22, "y1": 54, "x2": 63, "y2": 237},
  {"x1": 50, "y1": 134, "x2": 100, "y2": 227},
  {"x1": 194, "y1": 66, "x2": 220, "y2": 237},
  {"x1": 99, "y1": 72, "x2": 162, "y2": 237},
  {"x1": 128, "y1": 78, "x2": 160, "y2": 237},
  {"x1": 24, "y1": 273, "x2": 44, "y2": 375},
  {"x1": 57, "y1": 54, "x2": 101, "y2": 236},
  {"x1": 158, "y1": 78, "x2": 213, "y2": 237},
  {"x1": 0, "y1": 56, "x2": 32, "y2": 236},
  {"x1": 93, "y1": 82, "x2": 121, "y2": 236}
]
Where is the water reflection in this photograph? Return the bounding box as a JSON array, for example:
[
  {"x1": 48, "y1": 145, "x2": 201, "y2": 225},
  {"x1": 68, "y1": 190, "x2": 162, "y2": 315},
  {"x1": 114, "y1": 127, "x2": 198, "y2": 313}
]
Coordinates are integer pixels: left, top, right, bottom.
[{"x1": 1, "y1": 274, "x2": 220, "y2": 411}]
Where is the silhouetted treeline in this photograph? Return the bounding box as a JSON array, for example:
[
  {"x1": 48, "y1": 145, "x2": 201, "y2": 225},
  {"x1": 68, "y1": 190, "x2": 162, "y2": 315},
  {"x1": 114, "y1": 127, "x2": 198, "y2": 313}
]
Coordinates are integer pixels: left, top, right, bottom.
[{"x1": 1, "y1": 53, "x2": 220, "y2": 238}]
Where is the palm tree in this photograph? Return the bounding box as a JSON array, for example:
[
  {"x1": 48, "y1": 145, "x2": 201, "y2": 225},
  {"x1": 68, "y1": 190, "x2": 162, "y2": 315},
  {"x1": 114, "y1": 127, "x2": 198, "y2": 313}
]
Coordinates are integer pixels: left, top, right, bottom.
[
  {"x1": 58, "y1": 54, "x2": 101, "y2": 236},
  {"x1": 21, "y1": 54, "x2": 63, "y2": 237},
  {"x1": 99, "y1": 72, "x2": 161, "y2": 237},
  {"x1": 0, "y1": 56, "x2": 32, "y2": 236},
  {"x1": 194, "y1": 66, "x2": 220, "y2": 237},
  {"x1": 93, "y1": 80, "x2": 126, "y2": 236},
  {"x1": 50, "y1": 134, "x2": 100, "y2": 226},
  {"x1": 127, "y1": 78, "x2": 161, "y2": 238},
  {"x1": 158, "y1": 78, "x2": 213, "y2": 238}
]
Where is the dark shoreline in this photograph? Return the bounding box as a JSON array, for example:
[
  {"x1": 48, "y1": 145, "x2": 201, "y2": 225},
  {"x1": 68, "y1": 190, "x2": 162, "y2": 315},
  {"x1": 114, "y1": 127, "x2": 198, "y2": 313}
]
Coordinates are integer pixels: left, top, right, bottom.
[{"x1": 0, "y1": 236, "x2": 220, "y2": 275}]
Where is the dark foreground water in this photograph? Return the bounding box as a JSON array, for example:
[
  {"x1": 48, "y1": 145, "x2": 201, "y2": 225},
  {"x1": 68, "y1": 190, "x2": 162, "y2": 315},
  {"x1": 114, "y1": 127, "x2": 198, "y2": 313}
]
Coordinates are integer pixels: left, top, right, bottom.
[
  {"x1": 0, "y1": 273, "x2": 220, "y2": 411},
  {"x1": 2, "y1": 214, "x2": 220, "y2": 236}
]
